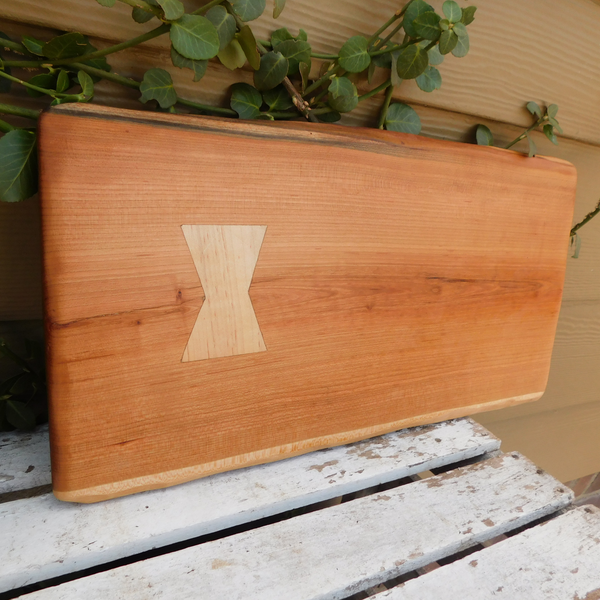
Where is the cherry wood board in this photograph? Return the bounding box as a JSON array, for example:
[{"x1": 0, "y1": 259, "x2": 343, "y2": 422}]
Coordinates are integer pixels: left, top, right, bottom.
[{"x1": 38, "y1": 104, "x2": 576, "y2": 503}]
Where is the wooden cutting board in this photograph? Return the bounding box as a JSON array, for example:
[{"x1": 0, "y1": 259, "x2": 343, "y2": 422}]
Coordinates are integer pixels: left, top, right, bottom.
[{"x1": 39, "y1": 104, "x2": 576, "y2": 503}]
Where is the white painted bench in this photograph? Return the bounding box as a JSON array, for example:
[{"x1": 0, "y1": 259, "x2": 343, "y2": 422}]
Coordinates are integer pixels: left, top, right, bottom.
[{"x1": 1, "y1": 418, "x2": 599, "y2": 599}]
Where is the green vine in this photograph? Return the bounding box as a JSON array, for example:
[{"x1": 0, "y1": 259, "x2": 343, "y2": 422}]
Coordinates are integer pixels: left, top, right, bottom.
[{"x1": 0, "y1": 0, "x2": 479, "y2": 205}]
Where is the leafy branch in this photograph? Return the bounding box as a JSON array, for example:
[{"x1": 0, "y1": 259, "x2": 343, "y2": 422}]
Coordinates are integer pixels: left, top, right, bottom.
[{"x1": 0, "y1": 0, "x2": 479, "y2": 204}]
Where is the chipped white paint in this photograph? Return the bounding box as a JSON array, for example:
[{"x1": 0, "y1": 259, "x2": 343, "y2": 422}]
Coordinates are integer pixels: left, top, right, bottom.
[
  {"x1": 0, "y1": 418, "x2": 499, "y2": 592},
  {"x1": 0, "y1": 424, "x2": 50, "y2": 497},
  {"x1": 383, "y1": 506, "x2": 600, "y2": 599},
  {"x1": 18, "y1": 454, "x2": 573, "y2": 600}
]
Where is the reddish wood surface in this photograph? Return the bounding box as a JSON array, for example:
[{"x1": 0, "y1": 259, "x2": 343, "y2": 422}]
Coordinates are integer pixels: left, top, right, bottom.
[{"x1": 39, "y1": 104, "x2": 576, "y2": 502}]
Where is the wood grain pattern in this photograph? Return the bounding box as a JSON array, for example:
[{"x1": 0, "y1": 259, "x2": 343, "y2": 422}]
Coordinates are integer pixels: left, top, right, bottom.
[
  {"x1": 181, "y1": 225, "x2": 267, "y2": 361},
  {"x1": 38, "y1": 104, "x2": 576, "y2": 502}
]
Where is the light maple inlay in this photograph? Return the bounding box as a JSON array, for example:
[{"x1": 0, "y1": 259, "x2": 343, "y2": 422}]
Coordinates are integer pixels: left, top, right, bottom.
[{"x1": 181, "y1": 225, "x2": 267, "y2": 362}]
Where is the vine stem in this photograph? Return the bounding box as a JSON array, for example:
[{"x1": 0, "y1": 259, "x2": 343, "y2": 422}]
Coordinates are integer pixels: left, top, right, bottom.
[
  {"x1": 0, "y1": 103, "x2": 40, "y2": 120},
  {"x1": 377, "y1": 84, "x2": 394, "y2": 129},
  {"x1": 191, "y1": 0, "x2": 225, "y2": 15},
  {"x1": 505, "y1": 116, "x2": 547, "y2": 149},
  {"x1": 0, "y1": 70, "x2": 73, "y2": 98},
  {"x1": 570, "y1": 199, "x2": 600, "y2": 236}
]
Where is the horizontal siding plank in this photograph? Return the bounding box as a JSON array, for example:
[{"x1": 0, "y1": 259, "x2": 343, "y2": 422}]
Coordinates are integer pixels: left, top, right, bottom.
[
  {"x1": 384, "y1": 506, "x2": 600, "y2": 599},
  {"x1": 0, "y1": 418, "x2": 499, "y2": 591},
  {"x1": 2, "y1": 1, "x2": 600, "y2": 146},
  {"x1": 18, "y1": 453, "x2": 573, "y2": 600}
]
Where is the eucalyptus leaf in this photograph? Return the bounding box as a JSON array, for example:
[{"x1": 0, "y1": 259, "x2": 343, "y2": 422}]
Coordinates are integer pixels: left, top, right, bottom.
[
  {"x1": 413, "y1": 11, "x2": 442, "y2": 41},
  {"x1": 547, "y1": 104, "x2": 559, "y2": 118},
  {"x1": 132, "y1": 7, "x2": 155, "y2": 23},
  {"x1": 451, "y1": 30, "x2": 469, "y2": 57},
  {"x1": 475, "y1": 124, "x2": 494, "y2": 146},
  {"x1": 205, "y1": 5, "x2": 236, "y2": 51},
  {"x1": 526, "y1": 101, "x2": 542, "y2": 118},
  {"x1": 237, "y1": 26, "x2": 260, "y2": 70},
  {"x1": 439, "y1": 29, "x2": 458, "y2": 54},
  {"x1": 139, "y1": 68, "x2": 177, "y2": 108},
  {"x1": 95, "y1": 0, "x2": 116, "y2": 6},
  {"x1": 231, "y1": 0, "x2": 266, "y2": 22},
  {"x1": 396, "y1": 44, "x2": 429, "y2": 80},
  {"x1": 263, "y1": 85, "x2": 294, "y2": 111},
  {"x1": 549, "y1": 117, "x2": 563, "y2": 134},
  {"x1": 338, "y1": 36, "x2": 371, "y2": 73},
  {"x1": 218, "y1": 38, "x2": 247, "y2": 70},
  {"x1": 254, "y1": 51, "x2": 288, "y2": 91},
  {"x1": 526, "y1": 132, "x2": 537, "y2": 158},
  {"x1": 544, "y1": 123, "x2": 558, "y2": 145},
  {"x1": 298, "y1": 29, "x2": 308, "y2": 41},
  {"x1": 25, "y1": 73, "x2": 57, "y2": 98},
  {"x1": 230, "y1": 82, "x2": 263, "y2": 118},
  {"x1": 170, "y1": 14, "x2": 220, "y2": 60},
  {"x1": 274, "y1": 39, "x2": 311, "y2": 74},
  {"x1": 327, "y1": 76, "x2": 358, "y2": 113},
  {"x1": 21, "y1": 35, "x2": 45, "y2": 56},
  {"x1": 403, "y1": 0, "x2": 434, "y2": 38},
  {"x1": 461, "y1": 6, "x2": 477, "y2": 25},
  {"x1": 43, "y1": 32, "x2": 88, "y2": 60},
  {"x1": 439, "y1": 19, "x2": 449, "y2": 30},
  {"x1": 453, "y1": 22, "x2": 467, "y2": 37},
  {"x1": 0, "y1": 129, "x2": 38, "y2": 203},
  {"x1": 385, "y1": 102, "x2": 421, "y2": 134},
  {"x1": 271, "y1": 27, "x2": 294, "y2": 48},
  {"x1": 428, "y1": 44, "x2": 444, "y2": 65},
  {"x1": 6, "y1": 400, "x2": 36, "y2": 429},
  {"x1": 157, "y1": 0, "x2": 184, "y2": 20},
  {"x1": 56, "y1": 69, "x2": 70, "y2": 93},
  {"x1": 273, "y1": 0, "x2": 286, "y2": 18},
  {"x1": 416, "y1": 65, "x2": 441, "y2": 92},
  {"x1": 442, "y1": 0, "x2": 462, "y2": 23},
  {"x1": 77, "y1": 70, "x2": 94, "y2": 100},
  {"x1": 170, "y1": 47, "x2": 207, "y2": 81}
]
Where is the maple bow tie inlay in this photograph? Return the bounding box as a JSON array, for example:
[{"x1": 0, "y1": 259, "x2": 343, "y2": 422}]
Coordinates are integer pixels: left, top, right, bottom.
[{"x1": 181, "y1": 225, "x2": 267, "y2": 362}]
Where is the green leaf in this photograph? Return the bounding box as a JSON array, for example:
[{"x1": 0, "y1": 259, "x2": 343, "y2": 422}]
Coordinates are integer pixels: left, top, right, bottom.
[
  {"x1": 231, "y1": 0, "x2": 266, "y2": 22},
  {"x1": 451, "y1": 30, "x2": 469, "y2": 57},
  {"x1": 273, "y1": 0, "x2": 286, "y2": 18},
  {"x1": 132, "y1": 7, "x2": 155, "y2": 23},
  {"x1": 43, "y1": 32, "x2": 88, "y2": 60},
  {"x1": 371, "y1": 41, "x2": 392, "y2": 68},
  {"x1": 416, "y1": 65, "x2": 441, "y2": 92},
  {"x1": 549, "y1": 117, "x2": 563, "y2": 134},
  {"x1": 453, "y1": 22, "x2": 467, "y2": 37},
  {"x1": 338, "y1": 35, "x2": 371, "y2": 73},
  {"x1": 237, "y1": 26, "x2": 260, "y2": 70},
  {"x1": 274, "y1": 39, "x2": 311, "y2": 75},
  {"x1": 230, "y1": 82, "x2": 263, "y2": 119},
  {"x1": 413, "y1": 11, "x2": 442, "y2": 41},
  {"x1": 256, "y1": 113, "x2": 275, "y2": 120},
  {"x1": 526, "y1": 132, "x2": 537, "y2": 158},
  {"x1": 439, "y1": 29, "x2": 458, "y2": 54},
  {"x1": 263, "y1": 85, "x2": 294, "y2": 111},
  {"x1": 218, "y1": 38, "x2": 247, "y2": 70},
  {"x1": 25, "y1": 73, "x2": 57, "y2": 98},
  {"x1": 270, "y1": 27, "x2": 294, "y2": 48},
  {"x1": 475, "y1": 124, "x2": 493, "y2": 146},
  {"x1": 404, "y1": 0, "x2": 435, "y2": 38},
  {"x1": 0, "y1": 130, "x2": 38, "y2": 203},
  {"x1": 170, "y1": 14, "x2": 220, "y2": 60},
  {"x1": 77, "y1": 69, "x2": 94, "y2": 99},
  {"x1": 544, "y1": 123, "x2": 558, "y2": 145},
  {"x1": 254, "y1": 51, "x2": 288, "y2": 91},
  {"x1": 367, "y1": 61, "x2": 375, "y2": 84},
  {"x1": 396, "y1": 44, "x2": 429, "y2": 79},
  {"x1": 56, "y1": 69, "x2": 70, "y2": 93},
  {"x1": 443, "y1": 0, "x2": 462, "y2": 23},
  {"x1": 428, "y1": 44, "x2": 444, "y2": 65},
  {"x1": 0, "y1": 374, "x2": 24, "y2": 396},
  {"x1": 96, "y1": 0, "x2": 116, "y2": 6},
  {"x1": 205, "y1": 5, "x2": 236, "y2": 51},
  {"x1": 21, "y1": 35, "x2": 45, "y2": 56},
  {"x1": 297, "y1": 29, "x2": 308, "y2": 42},
  {"x1": 327, "y1": 76, "x2": 358, "y2": 113},
  {"x1": 80, "y1": 39, "x2": 111, "y2": 74},
  {"x1": 526, "y1": 101, "x2": 542, "y2": 119},
  {"x1": 0, "y1": 65, "x2": 12, "y2": 94},
  {"x1": 439, "y1": 19, "x2": 449, "y2": 30},
  {"x1": 317, "y1": 110, "x2": 341, "y2": 123},
  {"x1": 157, "y1": 0, "x2": 184, "y2": 20},
  {"x1": 299, "y1": 60, "x2": 310, "y2": 93},
  {"x1": 461, "y1": 6, "x2": 477, "y2": 25},
  {"x1": 390, "y1": 50, "x2": 402, "y2": 86},
  {"x1": 547, "y1": 104, "x2": 559, "y2": 118},
  {"x1": 385, "y1": 102, "x2": 421, "y2": 134},
  {"x1": 139, "y1": 68, "x2": 177, "y2": 108},
  {"x1": 6, "y1": 400, "x2": 36, "y2": 429},
  {"x1": 170, "y1": 47, "x2": 207, "y2": 81}
]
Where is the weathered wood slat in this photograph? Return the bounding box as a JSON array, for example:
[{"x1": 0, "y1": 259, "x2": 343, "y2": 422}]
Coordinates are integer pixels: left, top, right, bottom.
[
  {"x1": 16, "y1": 453, "x2": 573, "y2": 600},
  {"x1": 383, "y1": 506, "x2": 600, "y2": 599},
  {"x1": 0, "y1": 424, "x2": 50, "y2": 499},
  {"x1": 0, "y1": 418, "x2": 499, "y2": 592}
]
